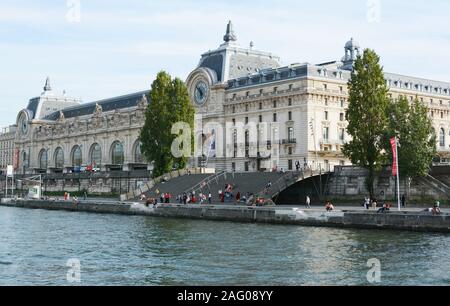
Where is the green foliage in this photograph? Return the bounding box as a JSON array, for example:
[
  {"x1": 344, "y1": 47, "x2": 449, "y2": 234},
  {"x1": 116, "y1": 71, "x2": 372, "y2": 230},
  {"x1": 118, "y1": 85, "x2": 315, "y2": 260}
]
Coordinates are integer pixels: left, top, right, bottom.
[
  {"x1": 140, "y1": 71, "x2": 195, "y2": 178},
  {"x1": 383, "y1": 96, "x2": 436, "y2": 179},
  {"x1": 342, "y1": 49, "x2": 390, "y2": 197}
]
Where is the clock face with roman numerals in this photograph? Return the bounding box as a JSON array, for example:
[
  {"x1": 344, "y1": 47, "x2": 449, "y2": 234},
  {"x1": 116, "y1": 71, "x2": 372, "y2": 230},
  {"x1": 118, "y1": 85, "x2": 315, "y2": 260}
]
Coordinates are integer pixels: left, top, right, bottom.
[{"x1": 194, "y1": 81, "x2": 209, "y2": 105}]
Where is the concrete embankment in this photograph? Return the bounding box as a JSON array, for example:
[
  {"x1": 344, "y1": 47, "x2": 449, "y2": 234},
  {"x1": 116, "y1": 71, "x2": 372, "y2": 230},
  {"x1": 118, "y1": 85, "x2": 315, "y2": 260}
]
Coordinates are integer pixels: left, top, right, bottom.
[{"x1": 1, "y1": 199, "x2": 449, "y2": 233}]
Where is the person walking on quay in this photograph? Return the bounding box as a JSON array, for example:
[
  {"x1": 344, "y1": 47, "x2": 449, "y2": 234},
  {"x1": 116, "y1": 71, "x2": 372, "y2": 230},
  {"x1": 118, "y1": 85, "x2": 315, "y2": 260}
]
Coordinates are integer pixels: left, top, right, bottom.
[
  {"x1": 401, "y1": 194, "x2": 406, "y2": 208},
  {"x1": 208, "y1": 192, "x2": 212, "y2": 204},
  {"x1": 364, "y1": 196, "x2": 370, "y2": 210},
  {"x1": 305, "y1": 195, "x2": 311, "y2": 209}
]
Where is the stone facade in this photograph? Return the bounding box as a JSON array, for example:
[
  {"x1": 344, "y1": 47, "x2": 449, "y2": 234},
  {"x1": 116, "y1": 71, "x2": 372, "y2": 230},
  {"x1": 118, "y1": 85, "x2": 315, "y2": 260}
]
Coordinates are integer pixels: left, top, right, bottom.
[
  {"x1": 186, "y1": 23, "x2": 450, "y2": 173},
  {"x1": 2, "y1": 21, "x2": 450, "y2": 195},
  {"x1": 0, "y1": 125, "x2": 16, "y2": 171}
]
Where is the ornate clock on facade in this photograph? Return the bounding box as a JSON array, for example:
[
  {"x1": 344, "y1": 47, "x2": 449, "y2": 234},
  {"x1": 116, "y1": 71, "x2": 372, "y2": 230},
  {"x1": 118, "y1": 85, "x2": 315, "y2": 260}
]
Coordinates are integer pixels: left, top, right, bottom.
[
  {"x1": 194, "y1": 80, "x2": 209, "y2": 105},
  {"x1": 18, "y1": 113, "x2": 29, "y2": 136}
]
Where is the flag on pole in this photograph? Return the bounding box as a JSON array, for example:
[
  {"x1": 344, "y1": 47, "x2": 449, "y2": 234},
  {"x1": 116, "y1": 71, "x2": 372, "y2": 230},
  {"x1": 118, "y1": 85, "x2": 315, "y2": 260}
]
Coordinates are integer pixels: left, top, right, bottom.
[{"x1": 390, "y1": 137, "x2": 397, "y2": 176}]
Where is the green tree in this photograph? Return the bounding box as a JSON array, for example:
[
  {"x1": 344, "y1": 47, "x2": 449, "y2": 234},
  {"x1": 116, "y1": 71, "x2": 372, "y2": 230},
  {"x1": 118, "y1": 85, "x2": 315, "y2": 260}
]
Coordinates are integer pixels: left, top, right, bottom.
[
  {"x1": 383, "y1": 96, "x2": 436, "y2": 190},
  {"x1": 342, "y1": 49, "x2": 390, "y2": 198},
  {"x1": 140, "y1": 71, "x2": 194, "y2": 177}
]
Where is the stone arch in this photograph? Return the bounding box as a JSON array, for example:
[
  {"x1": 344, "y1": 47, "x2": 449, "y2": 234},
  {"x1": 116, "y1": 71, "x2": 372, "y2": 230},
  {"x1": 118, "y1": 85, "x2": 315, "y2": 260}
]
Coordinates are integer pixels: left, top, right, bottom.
[
  {"x1": 71, "y1": 145, "x2": 82, "y2": 167},
  {"x1": 132, "y1": 140, "x2": 144, "y2": 163},
  {"x1": 38, "y1": 149, "x2": 48, "y2": 170},
  {"x1": 54, "y1": 147, "x2": 64, "y2": 168},
  {"x1": 89, "y1": 143, "x2": 102, "y2": 166},
  {"x1": 110, "y1": 141, "x2": 124, "y2": 165}
]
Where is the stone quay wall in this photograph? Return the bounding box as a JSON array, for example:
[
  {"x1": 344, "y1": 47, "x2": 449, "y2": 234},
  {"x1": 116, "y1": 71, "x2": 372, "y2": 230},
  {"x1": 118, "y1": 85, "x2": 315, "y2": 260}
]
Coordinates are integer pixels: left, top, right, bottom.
[{"x1": 1, "y1": 199, "x2": 449, "y2": 233}]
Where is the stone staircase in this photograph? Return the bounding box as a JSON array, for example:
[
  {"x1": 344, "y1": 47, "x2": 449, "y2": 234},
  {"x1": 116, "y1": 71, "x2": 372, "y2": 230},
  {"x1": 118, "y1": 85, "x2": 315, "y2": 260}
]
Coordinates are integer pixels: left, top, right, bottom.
[
  {"x1": 121, "y1": 168, "x2": 209, "y2": 201},
  {"x1": 415, "y1": 175, "x2": 450, "y2": 199},
  {"x1": 142, "y1": 171, "x2": 286, "y2": 203},
  {"x1": 137, "y1": 168, "x2": 328, "y2": 204}
]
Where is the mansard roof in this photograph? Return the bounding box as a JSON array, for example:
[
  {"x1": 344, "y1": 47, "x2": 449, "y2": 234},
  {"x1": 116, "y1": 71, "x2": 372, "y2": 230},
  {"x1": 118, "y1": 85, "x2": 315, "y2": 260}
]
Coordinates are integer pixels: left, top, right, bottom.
[{"x1": 45, "y1": 90, "x2": 149, "y2": 121}]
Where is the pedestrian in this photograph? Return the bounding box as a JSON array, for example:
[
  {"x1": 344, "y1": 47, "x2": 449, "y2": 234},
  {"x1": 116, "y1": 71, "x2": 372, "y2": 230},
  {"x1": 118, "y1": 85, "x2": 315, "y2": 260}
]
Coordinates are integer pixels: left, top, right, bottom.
[
  {"x1": 371, "y1": 198, "x2": 378, "y2": 210},
  {"x1": 306, "y1": 195, "x2": 311, "y2": 208},
  {"x1": 377, "y1": 203, "x2": 391, "y2": 214},
  {"x1": 208, "y1": 192, "x2": 212, "y2": 204},
  {"x1": 325, "y1": 201, "x2": 334, "y2": 212},
  {"x1": 364, "y1": 196, "x2": 370, "y2": 210},
  {"x1": 236, "y1": 191, "x2": 241, "y2": 203},
  {"x1": 401, "y1": 194, "x2": 406, "y2": 208}
]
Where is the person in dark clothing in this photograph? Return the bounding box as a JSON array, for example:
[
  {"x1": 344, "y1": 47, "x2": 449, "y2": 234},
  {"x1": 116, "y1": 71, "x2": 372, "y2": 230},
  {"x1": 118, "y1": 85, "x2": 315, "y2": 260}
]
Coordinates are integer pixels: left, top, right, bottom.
[{"x1": 401, "y1": 194, "x2": 406, "y2": 207}]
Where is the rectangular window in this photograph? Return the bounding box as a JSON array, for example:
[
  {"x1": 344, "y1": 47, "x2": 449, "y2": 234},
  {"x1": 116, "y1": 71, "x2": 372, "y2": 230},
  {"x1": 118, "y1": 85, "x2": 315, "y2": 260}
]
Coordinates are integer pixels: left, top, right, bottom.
[
  {"x1": 273, "y1": 100, "x2": 277, "y2": 108},
  {"x1": 288, "y1": 111, "x2": 292, "y2": 121},
  {"x1": 339, "y1": 128, "x2": 345, "y2": 141},
  {"x1": 273, "y1": 113, "x2": 277, "y2": 122},
  {"x1": 341, "y1": 100, "x2": 344, "y2": 108},
  {"x1": 340, "y1": 113, "x2": 344, "y2": 121},
  {"x1": 245, "y1": 104, "x2": 249, "y2": 111},
  {"x1": 245, "y1": 117, "x2": 249, "y2": 124},
  {"x1": 288, "y1": 147, "x2": 293, "y2": 155},
  {"x1": 232, "y1": 118, "x2": 235, "y2": 126},
  {"x1": 323, "y1": 84, "x2": 328, "y2": 90},
  {"x1": 232, "y1": 162, "x2": 236, "y2": 171},
  {"x1": 323, "y1": 127, "x2": 329, "y2": 140},
  {"x1": 288, "y1": 127, "x2": 294, "y2": 142},
  {"x1": 289, "y1": 84, "x2": 293, "y2": 90},
  {"x1": 232, "y1": 106, "x2": 235, "y2": 113},
  {"x1": 324, "y1": 111, "x2": 328, "y2": 120},
  {"x1": 325, "y1": 98, "x2": 328, "y2": 106},
  {"x1": 259, "y1": 115, "x2": 262, "y2": 123},
  {"x1": 244, "y1": 162, "x2": 249, "y2": 172},
  {"x1": 288, "y1": 160, "x2": 293, "y2": 171},
  {"x1": 288, "y1": 98, "x2": 292, "y2": 106},
  {"x1": 259, "y1": 102, "x2": 263, "y2": 110}
]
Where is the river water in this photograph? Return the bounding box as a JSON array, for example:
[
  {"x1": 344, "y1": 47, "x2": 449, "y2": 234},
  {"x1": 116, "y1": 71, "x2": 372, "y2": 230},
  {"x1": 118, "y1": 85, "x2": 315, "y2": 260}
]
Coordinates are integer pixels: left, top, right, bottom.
[{"x1": 0, "y1": 206, "x2": 448, "y2": 285}]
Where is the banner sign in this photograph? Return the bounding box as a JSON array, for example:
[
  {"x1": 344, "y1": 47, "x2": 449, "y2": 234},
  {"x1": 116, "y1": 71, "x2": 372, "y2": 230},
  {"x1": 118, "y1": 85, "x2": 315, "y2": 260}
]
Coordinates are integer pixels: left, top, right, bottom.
[{"x1": 390, "y1": 137, "x2": 397, "y2": 176}]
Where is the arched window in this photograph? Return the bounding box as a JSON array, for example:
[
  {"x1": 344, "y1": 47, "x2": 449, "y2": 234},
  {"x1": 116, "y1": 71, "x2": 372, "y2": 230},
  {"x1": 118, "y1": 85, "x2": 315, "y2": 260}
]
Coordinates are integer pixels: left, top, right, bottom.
[
  {"x1": 111, "y1": 142, "x2": 124, "y2": 165},
  {"x1": 72, "y1": 145, "x2": 82, "y2": 166},
  {"x1": 54, "y1": 147, "x2": 64, "y2": 168},
  {"x1": 439, "y1": 128, "x2": 445, "y2": 147},
  {"x1": 90, "y1": 143, "x2": 102, "y2": 166},
  {"x1": 134, "y1": 141, "x2": 143, "y2": 163},
  {"x1": 39, "y1": 149, "x2": 48, "y2": 169}
]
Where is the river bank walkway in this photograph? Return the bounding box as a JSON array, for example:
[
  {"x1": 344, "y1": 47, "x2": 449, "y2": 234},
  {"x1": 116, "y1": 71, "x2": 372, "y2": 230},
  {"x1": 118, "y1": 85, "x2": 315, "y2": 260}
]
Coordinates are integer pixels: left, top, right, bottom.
[{"x1": 1, "y1": 199, "x2": 449, "y2": 233}]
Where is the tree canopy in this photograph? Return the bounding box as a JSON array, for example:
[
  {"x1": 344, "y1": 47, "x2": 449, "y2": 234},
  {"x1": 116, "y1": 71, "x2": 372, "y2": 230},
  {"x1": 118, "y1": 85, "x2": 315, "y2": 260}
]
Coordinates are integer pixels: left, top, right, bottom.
[
  {"x1": 342, "y1": 49, "x2": 390, "y2": 198},
  {"x1": 140, "y1": 71, "x2": 195, "y2": 177}
]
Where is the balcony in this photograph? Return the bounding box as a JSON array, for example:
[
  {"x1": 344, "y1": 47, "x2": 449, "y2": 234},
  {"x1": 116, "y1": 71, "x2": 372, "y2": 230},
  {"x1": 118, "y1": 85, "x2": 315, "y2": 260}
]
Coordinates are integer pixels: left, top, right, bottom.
[{"x1": 282, "y1": 138, "x2": 297, "y2": 145}]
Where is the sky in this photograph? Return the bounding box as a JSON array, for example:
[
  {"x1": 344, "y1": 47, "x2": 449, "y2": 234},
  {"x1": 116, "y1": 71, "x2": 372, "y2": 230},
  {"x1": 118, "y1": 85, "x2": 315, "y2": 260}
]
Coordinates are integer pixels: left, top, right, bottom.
[{"x1": 1, "y1": 0, "x2": 450, "y2": 128}]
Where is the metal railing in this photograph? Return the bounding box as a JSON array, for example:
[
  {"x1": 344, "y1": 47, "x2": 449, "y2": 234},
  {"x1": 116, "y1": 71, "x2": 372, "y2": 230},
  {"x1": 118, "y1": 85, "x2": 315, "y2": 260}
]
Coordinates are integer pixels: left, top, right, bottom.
[{"x1": 183, "y1": 170, "x2": 231, "y2": 195}]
